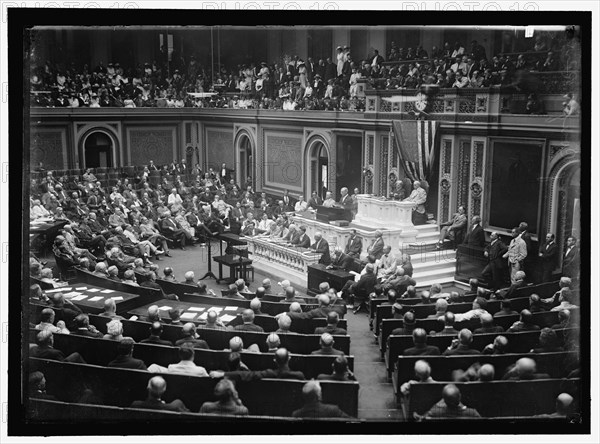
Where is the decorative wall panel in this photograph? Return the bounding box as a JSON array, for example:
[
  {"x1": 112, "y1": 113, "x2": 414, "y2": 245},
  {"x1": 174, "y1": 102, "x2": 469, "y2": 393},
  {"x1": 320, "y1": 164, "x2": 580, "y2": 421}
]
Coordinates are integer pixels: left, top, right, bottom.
[
  {"x1": 30, "y1": 130, "x2": 67, "y2": 170},
  {"x1": 128, "y1": 128, "x2": 176, "y2": 166},
  {"x1": 206, "y1": 128, "x2": 234, "y2": 169},
  {"x1": 264, "y1": 131, "x2": 303, "y2": 192}
]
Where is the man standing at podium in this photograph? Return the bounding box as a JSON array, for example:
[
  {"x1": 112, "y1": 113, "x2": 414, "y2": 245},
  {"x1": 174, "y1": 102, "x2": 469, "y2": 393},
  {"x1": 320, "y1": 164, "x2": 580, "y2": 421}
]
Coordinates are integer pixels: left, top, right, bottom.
[
  {"x1": 403, "y1": 180, "x2": 428, "y2": 225},
  {"x1": 338, "y1": 187, "x2": 352, "y2": 209}
]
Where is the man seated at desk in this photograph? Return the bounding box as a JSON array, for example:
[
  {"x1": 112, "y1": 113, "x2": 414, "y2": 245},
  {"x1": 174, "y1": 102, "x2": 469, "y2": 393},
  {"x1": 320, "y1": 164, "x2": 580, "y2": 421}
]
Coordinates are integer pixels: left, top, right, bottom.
[
  {"x1": 289, "y1": 225, "x2": 311, "y2": 248},
  {"x1": 327, "y1": 246, "x2": 354, "y2": 271},
  {"x1": 310, "y1": 232, "x2": 331, "y2": 265},
  {"x1": 322, "y1": 191, "x2": 336, "y2": 208}
]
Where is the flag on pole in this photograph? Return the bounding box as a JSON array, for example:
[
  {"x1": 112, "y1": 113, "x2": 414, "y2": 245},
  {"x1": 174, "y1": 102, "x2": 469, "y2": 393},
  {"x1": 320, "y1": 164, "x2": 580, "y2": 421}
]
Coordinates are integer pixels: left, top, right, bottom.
[{"x1": 391, "y1": 119, "x2": 439, "y2": 183}]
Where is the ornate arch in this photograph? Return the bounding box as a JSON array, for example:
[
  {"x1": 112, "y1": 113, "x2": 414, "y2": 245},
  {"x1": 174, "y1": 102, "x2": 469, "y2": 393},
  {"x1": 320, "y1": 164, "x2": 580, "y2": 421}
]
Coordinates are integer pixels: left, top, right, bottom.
[
  {"x1": 233, "y1": 126, "x2": 257, "y2": 188},
  {"x1": 78, "y1": 126, "x2": 120, "y2": 169},
  {"x1": 304, "y1": 133, "x2": 333, "y2": 197}
]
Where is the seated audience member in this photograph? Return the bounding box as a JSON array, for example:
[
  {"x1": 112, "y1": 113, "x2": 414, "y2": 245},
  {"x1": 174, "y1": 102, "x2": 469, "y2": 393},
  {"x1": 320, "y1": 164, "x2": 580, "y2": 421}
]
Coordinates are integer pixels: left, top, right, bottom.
[
  {"x1": 230, "y1": 309, "x2": 265, "y2": 333},
  {"x1": 450, "y1": 297, "x2": 489, "y2": 322},
  {"x1": 502, "y1": 357, "x2": 551, "y2": 380},
  {"x1": 71, "y1": 314, "x2": 103, "y2": 338},
  {"x1": 535, "y1": 393, "x2": 576, "y2": 418},
  {"x1": 140, "y1": 272, "x2": 177, "y2": 300},
  {"x1": 473, "y1": 313, "x2": 504, "y2": 334},
  {"x1": 169, "y1": 308, "x2": 184, "y2": 325},
  {"x1": 477, "y1": 363, "x2": 496, "y2": 382},
  {"x1": 482, "y1": 335, "x2": 509, "y2": 355},
  {"x1": 261, "y1": 278, "x2": 272, "y2": 294},
  {"x1": 148, "y1": 343, "x2": 209, "y2": 376},
  {"x1": 275, "y1": 314, "x2": 295, "y2": 334},
  {"x1": 175, "y1": 322, "x2": 209, "y2": 348},
  {"x1": 277, "y1": 279, "x2": 291, "y2": 296},
  {"x1": 529, "y1": 294, "x2": 544, "y2": 313},
  {"x1": 226, "y1": 351, "x2": 250, "y2": 372},
  {"x1": 228, "y1": 280, "x2": 248, "y2": 300},
  {"x1": 107, "y1": 337, "x2": 147, "y2": 370},
  {"x1": 250, "y1": 298, "x2": 262, "y2": 315},
  {"x1": 314, "y1": 311, "x2": 347, "y2": 335},
  {"x1": 199, "y1": 310, "x2": 227, "y2": 331},
  {"x1": 507, "y1": 309, "x2": 541, "y2": 332},
  {"x1": 265, "y1": 333, "x2": 281, "y2": 352},
  {"x1": 551, "y1": 309, "x2": 572, "y2": 330},
  {"x1": 98, "y1": 298, "x2": 125, "y2": 320},
  {"x1": 292, "y1": 380, "x2": 351, "y2": 419},
  {"x1": 283, "y1": 294, "x2": 345, "y2": 321},
  {"x1": 418, "y1": 290, "x2": 432, "y2": 305},
  {"x1": 427, "y1": 298, "x2": 448, "y2": 319},
  {"x1": 213, "y1": 348, "x2": 305, "y2": 381},
  {"x1": 443, "y1": 329, "x2": 481, "y2": 355},
  {"x1": 28, "y1": 371, "x2": 57, "y2": 401},
  {"x1": 400, "y1": 360, "x2": 435, "y2": 396},
  {"x1": 283, "y1": 286, "x2": 306, "y2": 304},
  {"x1": 421, "y1": 384, "x2": 481, "y2": 419},
  {"x1": 494, "y1": 299, "x2": 519, "y2": 318},
  {"x1": 199, "y1": 378, "x2": 249, "y2": 415},
  {"x1": 30, "y1": 330, "x2": 85, "y2": 363},
  {"x1": 130, "y1": 376, "x2": 189, "y2": 412},
  {"x1": 390, "y1": 311, "x2": 417, "y2": 336},
  {"x1": 103, "y1": 319, "x2": 124, "y2": 341},
  {"x1": 311, "y1": 333, "x2": 344, "y2": 355},
  {"x1": 317, "y1": 355, "x2": 357, "y2": 381},
  {"x1": 48, "y1": 292, "x2": 83, "y2": 322},
  {"x1": 550, "y1": 288, "x2": 579, "y2": 312},
  {"x1": 106, "y1": 265, "x2": 121, "y2": 282},
  {"x1": 530, "y1": 328, "x2": 564, "y2": 353},
  {"x1": 140, "y1": 304, "x2": 162, "y2": 323},
  {"x1": 163, "y1": 267, "x2": 176, "y2": 282},
  {"x1": 434, "y1": 312, "x2": 459, "y2": 336},
  {"x1": 140, "y1": 322, "x2": 174, "y2": 346},
  {"x1": 404, "y1": 328, "x2": 442, "y2": 356},
  {"x1": 34, "y1": 308, "x2": 63, "y2": 334},
  {"x1": 224, "y1": 336, "x2": 260, "y2": 354},
  {"x1": 182, "y1": 271, "x2": 196, "y2": 285}
]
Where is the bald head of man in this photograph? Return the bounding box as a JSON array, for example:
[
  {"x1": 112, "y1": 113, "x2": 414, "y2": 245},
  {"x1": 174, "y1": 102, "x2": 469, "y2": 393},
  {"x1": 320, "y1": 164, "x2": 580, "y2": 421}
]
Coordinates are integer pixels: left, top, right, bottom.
[
  {"x1": 480, "y1": 313, "x2": 494, "y2": 328},
  {"x1": 278, "y1": 314, "x2": 292, "y2": 331},
  {"x1": 515, "y1": 357, "x2": 537, "y2": 379},
  {"x1": 458, "y1": 328, "x2": 473, "y2": 346},
  {"x1": 442, "y1": 384, "x2": 462, "y2": 407},
  {"x1": 229, "y1": 336, "x2": 244, "y2": 352},
  {"x1": 274, "y1": 347, "x2": 290, "y2": 366},
  {"x1": 289, "y1": 302, "x2": 302, "y2": 313},
  {"x1": 414, "y1": 360, "x2": 431, "y2": 381},
  {"x1": 555, "y1": 393, "x2": 574, "y2": 416},
  {"x1": 412, "y1": 328, "x2": 428, "y2": 345},
  {"x1": 266, "y1": 333, "x2": 280, "y2": 350},
  {"x1": 147, "y1": 376, "x2": 168, "y2": 399},
  {"x1": 478, "y1": 364, "x2": 495, "y2": 382},
  {"x1": 320, "y1": 333, "x2": 335, "y2": 348},
  {"x1": 181, "y1": 322, "x2": 197, "y2": 338},
  {"x1": 317, "y1": 294, "x2": 331, "y2": 307}
]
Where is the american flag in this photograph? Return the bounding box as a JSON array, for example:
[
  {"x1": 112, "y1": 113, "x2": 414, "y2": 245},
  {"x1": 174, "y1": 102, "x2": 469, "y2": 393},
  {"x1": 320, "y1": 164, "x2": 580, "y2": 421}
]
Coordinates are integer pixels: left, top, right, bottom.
[{"x1": 391, "y1": 119, "x2": 439, "y2": 182}]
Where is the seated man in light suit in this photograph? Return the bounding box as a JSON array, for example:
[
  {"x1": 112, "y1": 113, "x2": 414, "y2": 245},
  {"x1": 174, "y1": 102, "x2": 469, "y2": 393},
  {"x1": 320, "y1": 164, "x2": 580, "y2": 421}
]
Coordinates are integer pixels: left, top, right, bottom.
[
  {"x1": 403, "y1": 180, "x2": 427, "y2": 225},
  {"x1": 437, "y1": 205, "x2": 467, "y2": 249},
  {"x1": 322, "y1": 191, "x2": 336, "y2": 208}
]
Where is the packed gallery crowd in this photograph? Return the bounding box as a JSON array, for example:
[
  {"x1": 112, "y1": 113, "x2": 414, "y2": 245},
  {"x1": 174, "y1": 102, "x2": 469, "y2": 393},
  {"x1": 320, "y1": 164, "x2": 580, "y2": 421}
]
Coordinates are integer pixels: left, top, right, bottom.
[{"x1": 30, "y1": 30, "x2": 580, "y2": 112}]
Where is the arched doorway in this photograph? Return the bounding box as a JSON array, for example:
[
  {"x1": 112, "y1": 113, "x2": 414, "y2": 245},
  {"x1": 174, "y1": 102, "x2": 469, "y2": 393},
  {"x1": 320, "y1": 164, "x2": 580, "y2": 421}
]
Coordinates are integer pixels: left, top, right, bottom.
[
  {"x1": 238, "y1": 134, "x2": 254, "y2": 189},
  {"x1": 84, "y1": 131, "x2": 113, "y2": 168},
  {"x1": 306, "y1": 140, "x2": 330, "y2": 199},
  {"x1": 552, "y1": 161, "x2": 581, "y2": 268}
]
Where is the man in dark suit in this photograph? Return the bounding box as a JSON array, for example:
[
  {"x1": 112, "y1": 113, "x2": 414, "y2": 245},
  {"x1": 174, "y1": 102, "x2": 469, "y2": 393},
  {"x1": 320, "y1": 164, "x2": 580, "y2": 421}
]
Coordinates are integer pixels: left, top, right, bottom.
[
  {"x1": 158, "y1": 211, "x2": 187, "y2": 250},
  {"x1": 348, "y1": 263, "x2": 378, "y2": 314},
  {"x1": 314, "y1": 311, "x2": 347, "y2": 335},
  {"x1": 367, "y1": 230, "x2": 385, "y2": 259},
  {"x1": 328, "y1": 247, "x2": 354, "y2": 271},
  {"x1": 70, "y1": 314, "x2": 103, "y2": 338},
  {"x1": 140, "y1": 322, "x2": 173, "y2": 346},
  {"x1": 442, "y1": 329, "x2": 482, "y2": 355},
  {"x1": 292, "y1": 380, "x2": 351, "y2": 419},
  {"x1": 482, "y1": 231, "x2": 508, "y2": 291},
  {"x1": 30, "y1": 330, "x2": 86, "y2": 363},
  {"x1": 291, "y1": 225, "x2": 311, "y2": 248},
  {"x1": 107, "y1": 337, "x2": 148, "y2": 370},
  {"x1": 562, "y1": 236, "x2": 579, "y2": 280},
  {"x1": 311, "y1": 232, "x2": 331, "y2": 265},
  {"x1": 130, "y1": 376, "x2": 189, "y2": 412},
  {"x1": 230, "y1": 309, "x2": 265, "y2": 333},
  {"x1": 538, "y1": 232, "x2": 558, "y2": 283},
  {"x1": 311, "y1": 333, "x2": 345, "y2": 355},
  {"x1": 214, "y1": 348, "x2": 306, "y2": 381},
  {"x1": 404, "y1": 328, "x2": 442, "y2": 356},
  {"x1": 281, "y1": 189, "x2": 294, "y2": 212},
  {"x1": 345, "y1": 229, "x2": 363, "y2": 258},
  {"x1": 463, "y1": 215, "x2": 485, "y2": 248},
  {"x1": 307, "y1": 190, "x2": 323, "y2": 209},
  {"x1": 175, "y1": 322, "x2": 210, "y2": 348}
]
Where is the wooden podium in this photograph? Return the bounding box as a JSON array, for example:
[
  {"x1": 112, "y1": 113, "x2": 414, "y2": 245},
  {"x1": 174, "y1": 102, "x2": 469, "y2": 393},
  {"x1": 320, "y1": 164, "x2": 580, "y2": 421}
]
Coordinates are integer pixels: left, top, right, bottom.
[{"x1": 316, "y1": 205, "x2": 353, "y2": 223}]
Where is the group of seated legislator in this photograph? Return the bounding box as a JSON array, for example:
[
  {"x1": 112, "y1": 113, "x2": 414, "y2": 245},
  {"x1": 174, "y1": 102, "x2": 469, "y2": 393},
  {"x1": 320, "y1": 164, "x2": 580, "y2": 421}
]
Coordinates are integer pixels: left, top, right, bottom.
[
  {"x1": 370, "y1": 270, "x2": 581, "y2": 420},
  {"x1": 27, "y1": 273, "x2": 359, "y2": 418}
]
